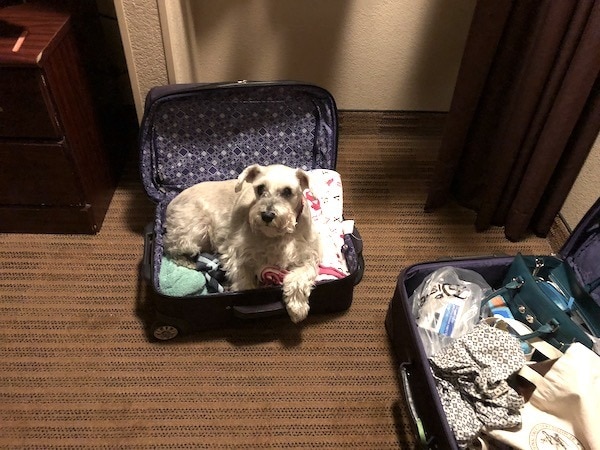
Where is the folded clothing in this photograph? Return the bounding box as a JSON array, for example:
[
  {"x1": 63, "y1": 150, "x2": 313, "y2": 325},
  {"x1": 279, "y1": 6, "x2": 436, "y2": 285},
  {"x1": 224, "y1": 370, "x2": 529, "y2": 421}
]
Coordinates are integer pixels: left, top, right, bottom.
[
  {"x1": 258, "y1": 264, "x2": 349, "y2": 287},
  {"x1": 159, "y1": 257, "x2": 207, "y2": 297},
  {"x1": 305, "y1": 169, "x2": 350, "y2": 282}
]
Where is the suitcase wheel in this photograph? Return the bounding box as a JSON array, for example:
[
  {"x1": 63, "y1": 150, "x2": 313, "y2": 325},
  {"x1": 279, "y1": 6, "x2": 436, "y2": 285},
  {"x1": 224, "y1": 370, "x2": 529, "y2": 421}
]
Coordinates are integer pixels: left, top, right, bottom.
[{"x1": 152, "y1": 323, "x2": 180, "y2": 341}]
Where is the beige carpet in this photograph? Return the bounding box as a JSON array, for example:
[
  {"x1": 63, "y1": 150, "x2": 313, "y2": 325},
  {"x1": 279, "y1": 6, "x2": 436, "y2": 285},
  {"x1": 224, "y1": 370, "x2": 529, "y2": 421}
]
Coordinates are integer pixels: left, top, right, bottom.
[{"x1": 0, "y1": 112, "x2": 562, "y2": 448}]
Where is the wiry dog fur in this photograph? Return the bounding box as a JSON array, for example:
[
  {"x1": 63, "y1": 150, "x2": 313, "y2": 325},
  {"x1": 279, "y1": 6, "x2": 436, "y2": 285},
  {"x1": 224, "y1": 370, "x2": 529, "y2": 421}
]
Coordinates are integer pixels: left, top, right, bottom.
[{"x1": 163, "y1": 164, "x2": 322, "y2": 323}]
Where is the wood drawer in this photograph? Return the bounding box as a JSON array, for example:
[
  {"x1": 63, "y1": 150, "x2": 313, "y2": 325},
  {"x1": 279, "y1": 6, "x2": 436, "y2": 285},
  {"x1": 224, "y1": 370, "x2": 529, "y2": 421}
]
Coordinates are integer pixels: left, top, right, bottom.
[
  {"x1": 0, "y1": 68, "x2": 62, "y2": 139},
  {"x1": 0, "y1": 140, "x2": 84, "y2": 206}
]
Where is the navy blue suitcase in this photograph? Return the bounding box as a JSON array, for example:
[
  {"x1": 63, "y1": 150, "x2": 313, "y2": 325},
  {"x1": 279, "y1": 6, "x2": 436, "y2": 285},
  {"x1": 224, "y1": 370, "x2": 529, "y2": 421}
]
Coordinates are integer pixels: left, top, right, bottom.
[
  {"x1": 385, "y1": 197, "x2": 600, "y2": 449},
  {"x1": 139, "y1": 81, "x2": 364, "y2": 340}
]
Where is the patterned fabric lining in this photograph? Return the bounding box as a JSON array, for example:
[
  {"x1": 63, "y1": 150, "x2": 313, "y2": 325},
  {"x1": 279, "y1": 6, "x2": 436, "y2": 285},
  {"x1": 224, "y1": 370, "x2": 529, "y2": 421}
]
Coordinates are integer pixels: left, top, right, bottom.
[
  {"x1": 568, "y1": 232, "x2": 600, "y2": 302},
  {"x1": 140, "y1": 84, "x2": 337, "y2": 202}
]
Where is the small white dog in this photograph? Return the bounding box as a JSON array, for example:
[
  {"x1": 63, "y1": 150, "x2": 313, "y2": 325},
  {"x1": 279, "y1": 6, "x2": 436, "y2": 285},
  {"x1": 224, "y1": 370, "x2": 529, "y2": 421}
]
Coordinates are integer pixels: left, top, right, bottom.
[{"x1": 163, "y1": 164, "x2": 322, "y2": 323}]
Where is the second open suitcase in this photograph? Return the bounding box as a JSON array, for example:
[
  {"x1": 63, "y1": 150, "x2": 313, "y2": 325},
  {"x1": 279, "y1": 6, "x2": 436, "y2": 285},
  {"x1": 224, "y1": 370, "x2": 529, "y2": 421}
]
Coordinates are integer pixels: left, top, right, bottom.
[
  {"x1": 139, "y1": 81, "x2": 364, "y2": 340},
  {"x1": 385, "y1": 197, "x2": 600, "y2": 448}
]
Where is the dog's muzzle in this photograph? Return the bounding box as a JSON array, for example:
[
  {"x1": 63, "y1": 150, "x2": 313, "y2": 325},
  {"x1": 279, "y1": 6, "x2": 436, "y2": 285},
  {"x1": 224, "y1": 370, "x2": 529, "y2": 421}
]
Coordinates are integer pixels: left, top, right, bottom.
[
  {"x1": 261, "y1": 211, "x2": 276, "y2": 223},
  {"x1": 254, "y1": 208, "x2": 296, "y2": 237}
]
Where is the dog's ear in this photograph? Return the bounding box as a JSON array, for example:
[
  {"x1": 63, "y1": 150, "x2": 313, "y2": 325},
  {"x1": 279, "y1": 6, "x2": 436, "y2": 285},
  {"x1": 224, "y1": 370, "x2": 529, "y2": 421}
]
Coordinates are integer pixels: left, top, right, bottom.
[
  {"x1": 235, "y1": 164, "x2": 262, "y2": 192},
  {"x1": 295, "y1": 169, "x2": 310, "y2": 191}
]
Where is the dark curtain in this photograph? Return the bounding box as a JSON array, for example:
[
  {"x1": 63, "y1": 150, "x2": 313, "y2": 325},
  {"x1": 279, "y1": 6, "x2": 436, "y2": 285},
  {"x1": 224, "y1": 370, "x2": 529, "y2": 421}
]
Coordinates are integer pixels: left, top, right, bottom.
[{"x1": 425, "y1": 0, "x2": 600, "y2": 241}]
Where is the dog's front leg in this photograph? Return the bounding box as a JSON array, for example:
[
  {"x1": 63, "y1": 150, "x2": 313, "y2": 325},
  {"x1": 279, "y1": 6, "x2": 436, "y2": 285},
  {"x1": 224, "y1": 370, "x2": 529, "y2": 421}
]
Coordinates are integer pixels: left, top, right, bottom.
[
  {"x1": 227, "y1": 264, "x2": 258, "y2": 292},
  {"x1": 282, "y1": 263, "x2": 318, "y2": 323}
]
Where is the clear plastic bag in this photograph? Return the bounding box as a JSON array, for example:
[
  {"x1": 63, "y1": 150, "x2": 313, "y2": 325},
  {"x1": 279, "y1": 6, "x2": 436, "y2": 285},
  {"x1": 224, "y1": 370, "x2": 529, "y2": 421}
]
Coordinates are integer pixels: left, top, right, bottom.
[{"x1": 411, "y1": 266, "x2": 492, "y2": 357}]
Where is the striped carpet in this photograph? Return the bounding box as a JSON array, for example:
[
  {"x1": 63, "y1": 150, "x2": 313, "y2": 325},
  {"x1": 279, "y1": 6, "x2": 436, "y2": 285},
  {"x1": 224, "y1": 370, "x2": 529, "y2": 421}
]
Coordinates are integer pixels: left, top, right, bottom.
[{"x1": 0, "y1": 112, "x2": 563, "y2": 449}]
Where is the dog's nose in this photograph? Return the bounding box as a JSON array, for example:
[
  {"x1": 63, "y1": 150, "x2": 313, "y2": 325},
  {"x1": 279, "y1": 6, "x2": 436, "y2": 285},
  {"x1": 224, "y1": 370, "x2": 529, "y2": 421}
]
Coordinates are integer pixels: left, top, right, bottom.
[{"x1": 261, "y1": 211, "x2": 276, "y2": 223}]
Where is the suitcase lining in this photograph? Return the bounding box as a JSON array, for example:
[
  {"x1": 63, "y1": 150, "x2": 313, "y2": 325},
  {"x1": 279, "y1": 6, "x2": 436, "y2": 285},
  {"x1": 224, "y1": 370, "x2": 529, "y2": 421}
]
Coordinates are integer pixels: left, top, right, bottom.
[{"x1": 141, "y1": 85, "x2": 338, "y2": 201}]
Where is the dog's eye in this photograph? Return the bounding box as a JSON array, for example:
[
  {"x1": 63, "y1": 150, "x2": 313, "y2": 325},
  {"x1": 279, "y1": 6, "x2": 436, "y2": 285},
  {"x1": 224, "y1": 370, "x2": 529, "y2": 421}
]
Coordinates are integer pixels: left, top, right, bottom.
[
  {"x1": 281, "y1": 187, "x2": 293, "y2": 198},
  {"x1": 256, "y1": 184, "x2": 266, "y2": 196}
]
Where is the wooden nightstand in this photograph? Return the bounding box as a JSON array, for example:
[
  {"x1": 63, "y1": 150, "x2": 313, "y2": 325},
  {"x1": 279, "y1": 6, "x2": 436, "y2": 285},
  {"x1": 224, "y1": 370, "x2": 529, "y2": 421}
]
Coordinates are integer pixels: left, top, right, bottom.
[{"x1": 0, "y1": 3, "x2": 117, "y2": 233}]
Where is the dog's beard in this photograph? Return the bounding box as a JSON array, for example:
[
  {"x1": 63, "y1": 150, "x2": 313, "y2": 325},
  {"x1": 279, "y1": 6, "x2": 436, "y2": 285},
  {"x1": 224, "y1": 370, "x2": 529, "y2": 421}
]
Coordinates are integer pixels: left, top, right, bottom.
[{"x1": 250, "y1": 212, "x2": 297, "y2": 237}]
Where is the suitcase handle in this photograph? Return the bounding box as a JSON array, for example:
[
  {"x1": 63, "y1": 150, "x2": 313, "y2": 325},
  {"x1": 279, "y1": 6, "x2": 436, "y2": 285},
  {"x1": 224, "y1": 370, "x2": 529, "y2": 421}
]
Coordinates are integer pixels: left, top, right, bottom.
[
  {"x1": 399, "y1": 363, "x2": 429, "y2": 447},
  {"x1": 232, "y1": 301, "x2": 287, "y2": 319},
  {"x1": 142, "y1": 223, "x2": 155, "y2": 282},
  {"x1": 344, "y1": 227, "x2": 365, "y2": 286}
]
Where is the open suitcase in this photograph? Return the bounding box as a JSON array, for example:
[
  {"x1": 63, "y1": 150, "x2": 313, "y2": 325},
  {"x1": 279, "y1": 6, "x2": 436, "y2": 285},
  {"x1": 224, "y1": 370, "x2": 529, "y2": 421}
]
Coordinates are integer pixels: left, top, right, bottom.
[
  {"x1": 139, "y1": 81, "x2": 364, "y2": 341},
  {"x1": 385, "y1": 197, "x2": 600, "y2": 449}
]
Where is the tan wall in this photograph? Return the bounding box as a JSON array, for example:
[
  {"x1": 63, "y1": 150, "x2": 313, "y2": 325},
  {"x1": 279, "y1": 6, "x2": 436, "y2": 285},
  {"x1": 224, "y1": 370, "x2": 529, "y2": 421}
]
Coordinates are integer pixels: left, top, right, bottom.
[
  {"x1": 563, "y1": 136, "x2": 600, "y2": 229},
  {"x1": 113, "y1": 0, "x2": 599, "y2": 230},
  {"x1": 113, "y1": 0, "x2": 169, "y2": 116},
  {"x1": 115, "y1": 0, "x2": 476, "y2": 115},
  {"x1": 162, "y1": 0, "x2": 476, "y2": 111}
]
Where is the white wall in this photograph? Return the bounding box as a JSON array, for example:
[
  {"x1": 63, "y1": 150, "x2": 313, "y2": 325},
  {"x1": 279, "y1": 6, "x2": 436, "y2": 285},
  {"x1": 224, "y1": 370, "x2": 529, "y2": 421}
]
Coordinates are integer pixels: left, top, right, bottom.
[{"x1": 113, "y1": 0, "x2": 598, "y2": 230}]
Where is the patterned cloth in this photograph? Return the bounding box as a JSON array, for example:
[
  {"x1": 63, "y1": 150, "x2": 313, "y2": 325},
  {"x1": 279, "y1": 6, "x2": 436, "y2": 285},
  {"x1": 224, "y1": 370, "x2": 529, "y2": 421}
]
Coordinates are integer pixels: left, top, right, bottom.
[
  {"x1": 305, "y1": 169, "x2": 350, "y2": 281},
  {"x1": 259, "y1": 266, "x2": 288, "y2": 286},
  {"x1": 196, "y1": 253, "x2": 227, "y2": 293},
  {"x1": 258, "y1": 264, "x2": 349, "y2": 287},
  {"x1": 429, "y1": 323, "x2": 525, "y2": 448}
]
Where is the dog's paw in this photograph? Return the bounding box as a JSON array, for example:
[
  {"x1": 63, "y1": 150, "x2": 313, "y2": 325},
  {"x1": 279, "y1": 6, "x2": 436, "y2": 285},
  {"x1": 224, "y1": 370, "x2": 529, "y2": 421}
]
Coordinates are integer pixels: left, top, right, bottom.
[
  {"x1": 282, "y1": 269, "x2": 315, "y2": 323},
  {"x1": 286, "y1": 299, "x2": 310, "y2": 323}
]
